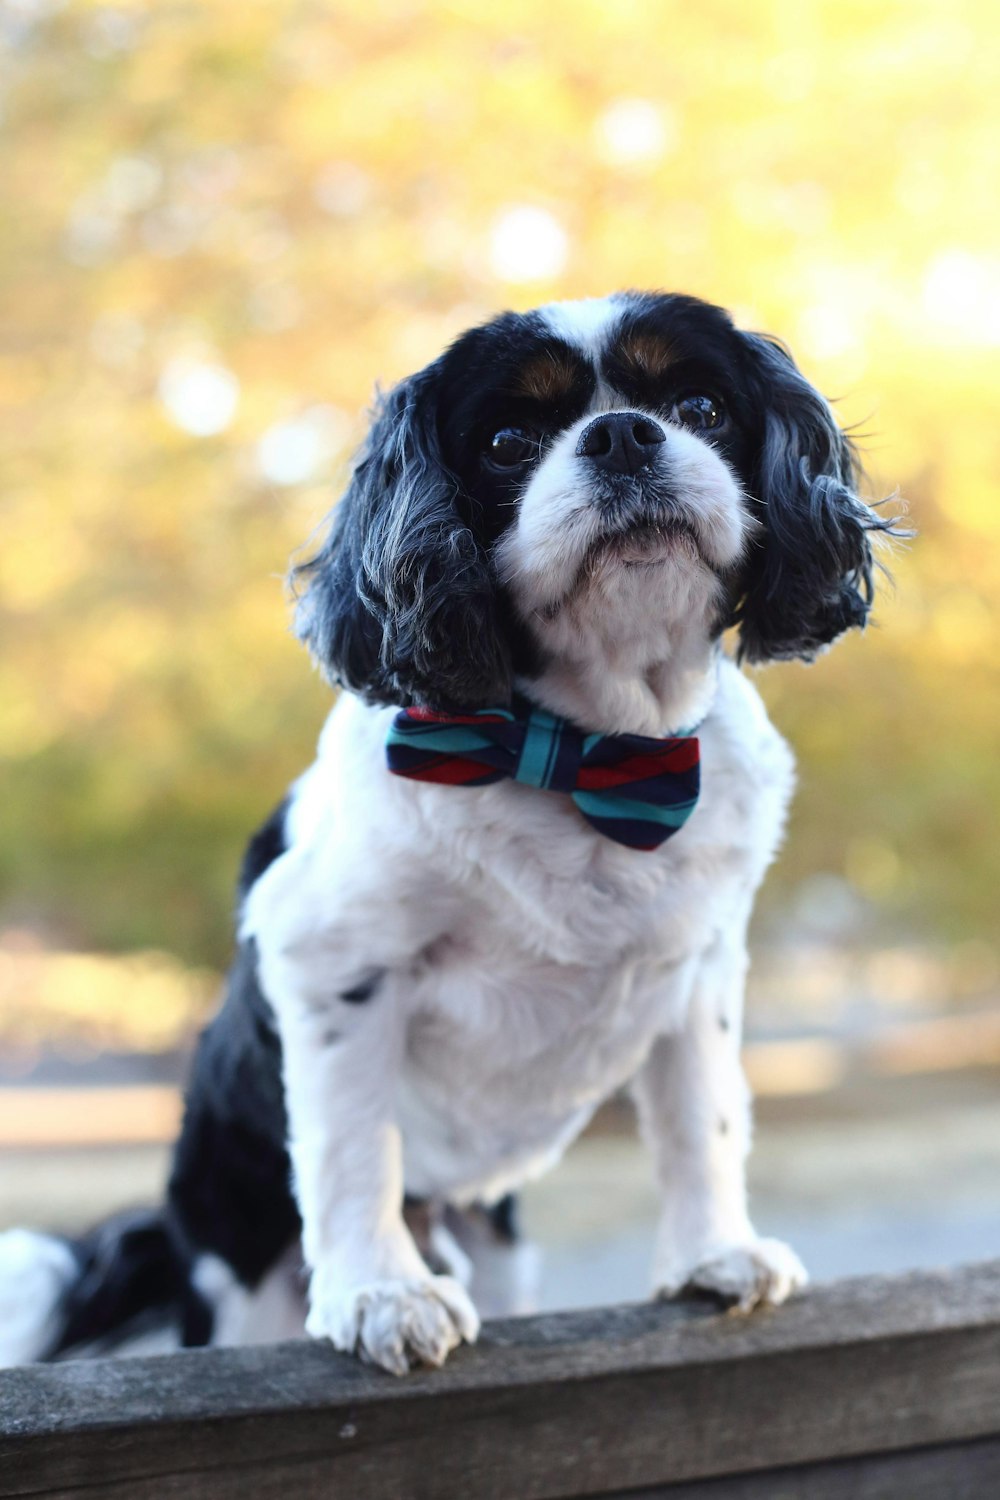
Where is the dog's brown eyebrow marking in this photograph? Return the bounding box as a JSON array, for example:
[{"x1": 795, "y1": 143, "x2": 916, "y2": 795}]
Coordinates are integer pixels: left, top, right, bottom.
[
  {"x1": 613, "y1": 329, "x2": 677, "y2": 380},
  {"x1": 513, "y1": 347, "x2": 589, "y2": 402}
]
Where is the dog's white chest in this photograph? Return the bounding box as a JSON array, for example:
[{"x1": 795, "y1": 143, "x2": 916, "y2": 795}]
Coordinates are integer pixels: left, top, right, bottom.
[
  {"x1": 388, "y1": 794, "x2": 749, "y2": 1201},
  {"x1": 397, "y1": 927, "x2": 686, "y2": 1201},
  {"x1": 252, "y1": 664, "x2": 794, "y2": 1205}
]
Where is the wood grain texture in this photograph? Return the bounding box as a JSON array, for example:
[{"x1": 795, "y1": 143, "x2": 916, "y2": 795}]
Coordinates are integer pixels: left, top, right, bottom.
[
  {"x1": 599, "y1": 1437, "x2": 1000, "y2": 1498},
  {"x1": 2, "y1": 1261, "x2": 1000, "y2": 1500}
]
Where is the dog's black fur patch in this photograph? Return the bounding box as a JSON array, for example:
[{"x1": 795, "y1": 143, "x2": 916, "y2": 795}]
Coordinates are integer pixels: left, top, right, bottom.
[
  {"x1": 485, "y1": 1192, "x2": 520, "y2": 1245},
  {"x1": 43, "y1": 804, "x2": 303, "y2": 1356},
  {"x1": 238, "y1": 797, "x2": 290, "y2": 897},
  {"x1": 166, "y1": 935, "x2": 300, "y2": 1290},
  {"x1": 339, "y1": 970, "x2": 384, "y2": 1004},
  {"x1": 47, "y1": 1208, "x2": 211, "y2": 1358}
]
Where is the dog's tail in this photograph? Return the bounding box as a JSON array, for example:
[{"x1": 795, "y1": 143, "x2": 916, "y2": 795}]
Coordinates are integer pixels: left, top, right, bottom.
[{"x1": 0, "y1": 1209, "x2": 208, "y2": 1366}]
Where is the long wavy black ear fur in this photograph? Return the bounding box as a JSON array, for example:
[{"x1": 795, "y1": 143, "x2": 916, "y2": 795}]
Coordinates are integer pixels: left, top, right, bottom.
[
  {"x1": 291, "y1": 367, "x2": 511, "y2": 709},
  {"x1": 734, "y1": 333, "x2": 901, "y2": 663}
]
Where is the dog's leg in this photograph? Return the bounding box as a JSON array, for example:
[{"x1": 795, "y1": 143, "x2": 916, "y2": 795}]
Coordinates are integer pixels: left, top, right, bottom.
[
  {"x1": 265, "y1": 978, "x2": 478, "y2": 1373},
  {"x1": 633, "y1": 923, "x2": 807, "y2": 1310},
  {"x1": 442, "y1": 1199, "x2": 541, "y2": 1319},
  {"x1": 247, "y1": 858, "x2": 479, "y2": 1375}
]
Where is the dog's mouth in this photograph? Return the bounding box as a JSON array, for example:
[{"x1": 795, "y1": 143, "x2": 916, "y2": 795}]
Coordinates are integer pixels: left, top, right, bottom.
[
  {"x1": 595, "y1": 516, "x2": 700, "y2": 567},
  {"x1": 534, "y1": 514, "x2": 703, "y2": 621},
  {"x1": 579, "y1": 472, "x2": 704, "y2": 567}
]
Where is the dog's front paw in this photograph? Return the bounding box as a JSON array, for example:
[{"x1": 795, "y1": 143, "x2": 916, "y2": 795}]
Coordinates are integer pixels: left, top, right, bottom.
[
  {"x1": 307, "y1": 1273, "x2": 480, "y2": 1376},
  {"x1": 656, "y1": 1236, "x2": 808, "y2": 1312}
]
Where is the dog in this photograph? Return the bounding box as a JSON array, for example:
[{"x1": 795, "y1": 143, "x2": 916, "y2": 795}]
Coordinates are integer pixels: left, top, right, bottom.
[{"x1": 0, "y1": 291, "x2": 898, "y2": 1374}]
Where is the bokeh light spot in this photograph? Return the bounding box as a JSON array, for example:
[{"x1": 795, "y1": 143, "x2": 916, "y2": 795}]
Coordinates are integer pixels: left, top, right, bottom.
[
  {"x1": 257, "y1": 406, "x2": 349, "y2": 486},
  {"x1": 314, "y1": 161, "x2": 373, "y2": 217},
  {"x1": 594, "y1": 99, "x2": 675, "y2": 166},
  {"x1": 922, "y1": 249, "x2": 1000, "y2": 346},
  {"x1": 489, "y1": 205, "x2": 568, "y2": 283},
  {"x1": 158, "y1": 358, "x2": 240, "y2": 437}
]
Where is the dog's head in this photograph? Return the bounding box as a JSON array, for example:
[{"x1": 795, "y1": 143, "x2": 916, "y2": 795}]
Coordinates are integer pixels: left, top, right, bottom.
[{"x1": 293, "y1": 292, "x2": 897, "y2": 713}]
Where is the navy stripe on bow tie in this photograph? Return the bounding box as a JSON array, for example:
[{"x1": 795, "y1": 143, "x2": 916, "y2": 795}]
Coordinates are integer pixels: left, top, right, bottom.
[{"x1": 384, "y1": 697, "x2": 700, "y2": 851}]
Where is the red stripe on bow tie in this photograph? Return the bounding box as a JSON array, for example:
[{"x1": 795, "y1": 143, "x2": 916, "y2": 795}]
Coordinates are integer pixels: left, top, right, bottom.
[
  {"x1": 577, "y1": 740, "x2": 700, "y2": 790},
  {"x1": 390, "y1": 755, "x2": 490, "y2": 785}
]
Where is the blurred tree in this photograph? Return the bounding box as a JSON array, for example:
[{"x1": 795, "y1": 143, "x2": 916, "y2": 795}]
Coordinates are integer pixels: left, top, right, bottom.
[{"x1": 0, "y1": 0, "x2": 997, "y2": 967}]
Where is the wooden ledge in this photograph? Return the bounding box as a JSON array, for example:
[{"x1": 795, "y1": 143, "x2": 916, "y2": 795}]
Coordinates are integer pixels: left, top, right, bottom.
[{"x1": 3, "y1": 1260, "x2": 1000, "y2": 1498}]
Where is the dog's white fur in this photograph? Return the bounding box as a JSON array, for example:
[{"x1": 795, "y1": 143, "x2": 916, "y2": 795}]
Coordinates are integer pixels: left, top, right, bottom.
[
  {"x1": 0, "y1": 1230, "x2": 79, "y2": 1366},
  {"x1": 240, "y1": 299, "x2": 807, "y2": 1372}
]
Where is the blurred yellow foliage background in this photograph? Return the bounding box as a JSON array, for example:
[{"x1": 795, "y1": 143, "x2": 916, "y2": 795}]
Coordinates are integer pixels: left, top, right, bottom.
[{"x1": 0, "y1": 0, "x2": 997, "y2": 994}]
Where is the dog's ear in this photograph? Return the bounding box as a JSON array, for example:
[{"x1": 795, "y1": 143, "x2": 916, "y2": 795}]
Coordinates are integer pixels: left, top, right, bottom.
[
  {"x1": 292, "y1": 366, "x2": 511, "y2": 709},
  {"x1": 733, "y1": 333, "x2": 899, "y2": 663}
]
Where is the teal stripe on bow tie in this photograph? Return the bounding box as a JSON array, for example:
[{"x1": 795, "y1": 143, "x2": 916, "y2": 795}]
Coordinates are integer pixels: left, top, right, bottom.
[
  {"x1": 516, "y1": 709, "x2": 561, "y2": 789},
  {"x1": 571, "y1": 789, "x2": 699, "y2": 827}
]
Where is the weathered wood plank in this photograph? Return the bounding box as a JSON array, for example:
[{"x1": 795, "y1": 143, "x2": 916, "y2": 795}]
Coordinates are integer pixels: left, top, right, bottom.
[
  {"x1": 2, "y1": 1261, "x2": 1000, "y2": 1500},
  {"x1": 601, "y1": 1436, "x2": 1000, "y2": 1497}
]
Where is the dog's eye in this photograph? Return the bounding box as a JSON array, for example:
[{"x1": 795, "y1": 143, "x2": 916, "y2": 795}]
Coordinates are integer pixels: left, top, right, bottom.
[
  {"x1": 487, "y1": 427, "x2": 538, "y2": 467},
  {"x1": 671, "y1": 394, "x2": 725, "y2": 432}
]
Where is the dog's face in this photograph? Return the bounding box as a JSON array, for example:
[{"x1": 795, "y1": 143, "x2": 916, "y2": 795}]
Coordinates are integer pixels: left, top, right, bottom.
[{"x1": 294, "y1": 292, "x2": 892, "y2": 713}]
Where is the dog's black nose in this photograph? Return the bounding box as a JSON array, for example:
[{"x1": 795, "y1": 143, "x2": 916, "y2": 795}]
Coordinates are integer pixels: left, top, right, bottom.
[{"x1": 576, "y1": 412, "x2": 666, "y2": 475}]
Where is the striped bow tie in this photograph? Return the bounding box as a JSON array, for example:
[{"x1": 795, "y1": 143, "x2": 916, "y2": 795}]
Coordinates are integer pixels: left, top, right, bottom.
[{"x1": 385, "y1": 696, "x2": 701, "y2": 851}]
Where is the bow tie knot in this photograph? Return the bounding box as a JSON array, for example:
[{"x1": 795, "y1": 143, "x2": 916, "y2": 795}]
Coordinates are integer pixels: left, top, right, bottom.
[{"x1": 385, "y1": 696, "x2": 700, "y2": 852}]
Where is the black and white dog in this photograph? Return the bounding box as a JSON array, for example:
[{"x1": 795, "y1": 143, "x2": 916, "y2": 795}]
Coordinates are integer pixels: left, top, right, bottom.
[{"x1": 0, "y1": 291, "x2": 898, "y2": 1374}]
